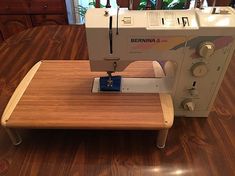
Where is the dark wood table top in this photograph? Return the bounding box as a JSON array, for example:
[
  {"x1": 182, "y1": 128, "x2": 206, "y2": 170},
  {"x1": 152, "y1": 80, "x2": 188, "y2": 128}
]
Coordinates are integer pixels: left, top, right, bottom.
[{"x1": 0, "y1": 25, "x2": 234, "y2": 176}]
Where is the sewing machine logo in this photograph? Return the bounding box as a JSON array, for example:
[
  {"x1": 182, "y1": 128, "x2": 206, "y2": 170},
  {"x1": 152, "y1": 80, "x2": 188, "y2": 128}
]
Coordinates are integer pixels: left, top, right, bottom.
[
  {"x1": 129, "y1": 36, "x2": 184, "y2": 52},
  {"x1": 130, "y1": 38, "x2": 161, "y2": 43}
]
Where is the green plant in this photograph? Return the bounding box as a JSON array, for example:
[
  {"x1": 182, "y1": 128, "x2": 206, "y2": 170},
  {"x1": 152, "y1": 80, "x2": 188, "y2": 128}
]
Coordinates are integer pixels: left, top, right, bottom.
[
  {"x1": 77, "y1": 5, "x2": 88, "y2": 22},
  {"x1": 138, "y1": 0, "x2": 186, "y2": 10},
  {"x1": 162, "y1": 0, "x2": 186, "y2": 9},
  {"x1": 138, "y1": 0, "x2": 156, "y2": 10},
  {"x1": 77, "y1": 0, "x2": 105, "y2": 22}
]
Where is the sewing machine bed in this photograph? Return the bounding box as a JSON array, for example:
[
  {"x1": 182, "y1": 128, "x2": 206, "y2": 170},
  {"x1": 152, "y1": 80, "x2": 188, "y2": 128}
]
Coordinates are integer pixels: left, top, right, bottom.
[{"x1": 2, "y1": 61, "x2": 173, "y2": 131}]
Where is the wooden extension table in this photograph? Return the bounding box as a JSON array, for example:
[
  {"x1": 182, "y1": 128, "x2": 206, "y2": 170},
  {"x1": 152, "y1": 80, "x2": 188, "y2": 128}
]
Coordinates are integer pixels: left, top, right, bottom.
[
  {"x1": 0, "y1": 25, "x2": 174, "y2": 148},
  {"x1": 1, "y1": 60, "x2": 173, "y2": 148}
]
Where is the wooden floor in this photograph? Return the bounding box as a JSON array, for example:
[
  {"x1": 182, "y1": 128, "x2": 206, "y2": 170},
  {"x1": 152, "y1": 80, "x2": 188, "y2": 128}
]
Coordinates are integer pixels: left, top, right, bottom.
[{"x1": 0, "y1": 25, "x2": 235, "y2": 176}]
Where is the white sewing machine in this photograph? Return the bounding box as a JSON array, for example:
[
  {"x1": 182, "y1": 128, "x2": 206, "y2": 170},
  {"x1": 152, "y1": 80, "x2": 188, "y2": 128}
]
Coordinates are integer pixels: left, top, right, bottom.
[{"x1": 85, "y1": 6, "x2": 235, "y2": 117}]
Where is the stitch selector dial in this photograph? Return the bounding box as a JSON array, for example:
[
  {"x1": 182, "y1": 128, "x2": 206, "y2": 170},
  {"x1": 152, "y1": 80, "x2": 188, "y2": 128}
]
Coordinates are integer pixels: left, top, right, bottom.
[
  {"x1": 198, "y1": 42, "x2": 215, "y2": 58},
  {"x1": 191, "y1": 62, "x2": 208, "y2": 77}
]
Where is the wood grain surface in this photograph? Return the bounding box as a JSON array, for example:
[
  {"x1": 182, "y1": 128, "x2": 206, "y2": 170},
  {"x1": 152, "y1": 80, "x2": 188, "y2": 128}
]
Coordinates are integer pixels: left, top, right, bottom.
[
  {"x1": 0, "y1": 25, "x2": 235, "y2": 176},
  {"x1": 5, "y1": 60, "x2": 170, "y2": 130}
]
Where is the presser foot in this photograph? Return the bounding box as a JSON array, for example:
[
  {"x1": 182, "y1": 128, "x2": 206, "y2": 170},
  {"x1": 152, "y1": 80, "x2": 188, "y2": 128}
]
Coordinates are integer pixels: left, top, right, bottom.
[{"x1": 99, "y1": 76, "x2": 122, "y2": 91}]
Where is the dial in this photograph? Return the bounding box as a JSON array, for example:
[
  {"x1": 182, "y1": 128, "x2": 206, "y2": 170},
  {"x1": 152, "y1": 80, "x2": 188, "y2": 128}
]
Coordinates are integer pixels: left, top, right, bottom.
[
  {"x1": 191, "y1": 62, "x2": 208, "y2": 77},
  {"x1": 198, "y1": 42, "x2": 215, "y2": 58},
  {"x1": 182, "y1": 99, "x2": 195, "y2": 111}
]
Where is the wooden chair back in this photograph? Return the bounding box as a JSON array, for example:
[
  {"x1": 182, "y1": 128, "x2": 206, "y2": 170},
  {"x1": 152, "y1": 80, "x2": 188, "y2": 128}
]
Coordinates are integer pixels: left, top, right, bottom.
[
  {"x1": 94, "y1": 0, "x2": 191, "y2": 10},
  {"x1": 94, "y1": 0, "x2": 140, "y2": 9}
]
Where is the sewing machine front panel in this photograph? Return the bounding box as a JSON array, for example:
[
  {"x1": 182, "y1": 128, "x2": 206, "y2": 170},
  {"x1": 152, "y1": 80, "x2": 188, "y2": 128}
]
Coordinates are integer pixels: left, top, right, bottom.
[
  {"x1": 174, "y1": 36, "x2": 235, "y2": 117},
  {"x1": 85, "y1": 7, "x2": 235, "y2": 117}
]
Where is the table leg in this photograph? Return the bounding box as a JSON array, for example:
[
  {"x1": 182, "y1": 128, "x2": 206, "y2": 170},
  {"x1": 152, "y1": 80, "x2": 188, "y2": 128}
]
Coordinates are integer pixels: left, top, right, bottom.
[
  {"x1": 156, "y1": 129, "x2": 169, "y2": 148},
  {"x1": 5, "y1": 128, "x2": 22, "y2": 146}
]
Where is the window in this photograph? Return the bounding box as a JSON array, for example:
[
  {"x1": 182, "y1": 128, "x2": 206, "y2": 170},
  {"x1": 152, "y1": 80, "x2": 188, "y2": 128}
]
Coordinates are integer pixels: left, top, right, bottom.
[
  {"x1": 68, "y1": 0, "x2": 208, "y2": 24},
  {"x1": 74, "y1": 0, "x2": 118, "y2": 24}
]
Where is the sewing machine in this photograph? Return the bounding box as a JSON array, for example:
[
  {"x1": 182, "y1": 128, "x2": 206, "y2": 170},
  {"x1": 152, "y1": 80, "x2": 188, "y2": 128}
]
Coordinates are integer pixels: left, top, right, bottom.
[{"x1": 85, "y1": 6, "x2": 235, "y2": 117}]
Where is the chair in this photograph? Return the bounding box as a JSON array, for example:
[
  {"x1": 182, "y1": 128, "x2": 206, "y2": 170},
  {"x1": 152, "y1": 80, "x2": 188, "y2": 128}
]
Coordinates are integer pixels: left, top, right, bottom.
[{"x1": 94, "y1": 0, "x2": 139, "y2": 9}]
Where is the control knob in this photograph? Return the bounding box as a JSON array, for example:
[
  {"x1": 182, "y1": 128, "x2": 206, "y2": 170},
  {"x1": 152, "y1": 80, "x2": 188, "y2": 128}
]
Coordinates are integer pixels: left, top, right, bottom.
[
  {"x1": 198, "y1": 42, "x2": 215, "y2": 58},
  {"x1": 191, "y1": 62, "x2": 208, "y2": 77},
  {"x1": 182, "y1": 99, "x2": 195, "y2": 111}
]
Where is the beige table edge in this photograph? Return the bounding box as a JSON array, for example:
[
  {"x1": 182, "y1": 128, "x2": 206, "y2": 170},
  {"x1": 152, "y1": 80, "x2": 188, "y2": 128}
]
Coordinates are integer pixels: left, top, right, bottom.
[
  {"x1": 160, "y1": 94, "x2": 174, "y2": 128},
  {"x1": 1, "y1": 61, "x2": 42, "y2": 126}
]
